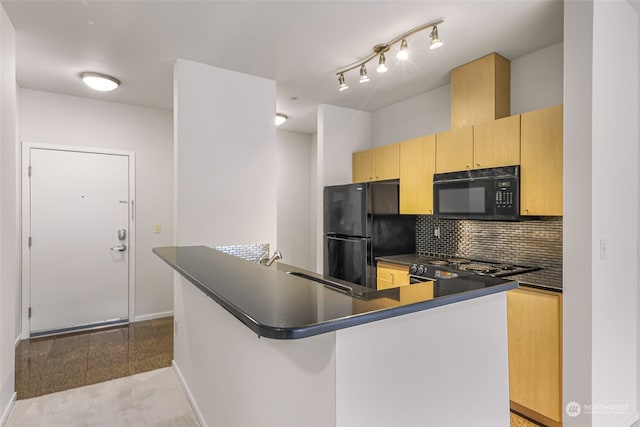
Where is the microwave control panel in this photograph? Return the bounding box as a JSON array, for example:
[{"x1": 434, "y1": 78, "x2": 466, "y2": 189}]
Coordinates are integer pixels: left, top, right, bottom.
[{"x1": 494, "y1": 179, "x2": 518, "y2": 214}]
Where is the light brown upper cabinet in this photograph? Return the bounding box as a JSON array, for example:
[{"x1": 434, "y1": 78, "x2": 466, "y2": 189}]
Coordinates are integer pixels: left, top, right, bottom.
[
  {"x1": 473, "y1": 115, "x2": 521, "y2": 169},
  {"x1": 352, "y1": 149, "x2": 375, "y2": 183},
  {"x1": 352, "y1": 144, "x2": 400, "y2": 183},
  {"x1": 451, "y1": 53, "x2": 510, "y2": 129},
  {"x1": 400, "y1": 135, "x2": 436, "y2": 214},
  {"x1": 520, "y1": 105, "x2": 563, "y2": 216},
  {"x1": 435, "y1": 126, "x2": 473, "y2": 173}
]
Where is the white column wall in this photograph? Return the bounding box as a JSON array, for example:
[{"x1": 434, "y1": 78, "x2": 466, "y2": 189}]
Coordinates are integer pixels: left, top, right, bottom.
[
  {"x1": 18, "y1": 89, "x2": 174, "y2": 321},
  {"x1": 563, "y1": 1, "x2": 594, "y2": 425},
  {"x1": 277, "y1": 130, "x2": 313, "y2": 271},
  {"x1": 0, "y1": 4, "x2": 17, "y2": 423},
  {"x1": 564, "y1": 1, "x2": 640, "y2": 426},
  {"x1": 591, "y1": 1, "x2": 638, "y2": 425},
  {"x1": 173, "y1": 59, "x2": 276, "y2": 248},
  {"x1": 315, "y1": 105, "x2": 371, "y2": 272}
]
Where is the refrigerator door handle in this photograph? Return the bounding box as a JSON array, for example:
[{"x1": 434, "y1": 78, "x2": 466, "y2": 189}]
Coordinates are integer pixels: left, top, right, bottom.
[{"x1": 326, "y1": 236, "x2": 366, "y2": 242}]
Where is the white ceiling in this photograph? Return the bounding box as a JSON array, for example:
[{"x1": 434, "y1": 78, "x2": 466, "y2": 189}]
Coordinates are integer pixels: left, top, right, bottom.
[{"x1": 1, "y1": 0, "x2": 564, "y2": 134}]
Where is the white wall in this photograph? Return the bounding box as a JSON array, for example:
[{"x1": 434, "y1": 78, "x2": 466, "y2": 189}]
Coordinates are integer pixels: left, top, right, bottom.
[
  {"x1": 315, "y1": 105, "x2": 371, "y2": 272},
  {"x1": 563, "y1": 1, "x2": 594, "y2": 425},
  {"x1": 564, "y1": 1, "x2": 640, "y2": 426},
  {"x1": 0, "y1": 4, "x2": 17, "y2": 423},
  {"x1": 371, "y1": 85, "x2": 451, "y2": 147},
  {"x1": 173, "y1": 59, "x2": 276, "y2": 248},
  {"x1": 590, "y1": 1, "x2": 638, "y2": 425},
  {"x1": 18, "y1": 89, "x2": 174, "y2": 321},
  {"x1": 277, "y1": 130, "x2": 313, "y2": 271},
  {"x1": 511, "y1": 42, "x2": 564, "y2": 115},
  {"x1": 370, "y1": 43, "x2": 564, "y2": 147}
]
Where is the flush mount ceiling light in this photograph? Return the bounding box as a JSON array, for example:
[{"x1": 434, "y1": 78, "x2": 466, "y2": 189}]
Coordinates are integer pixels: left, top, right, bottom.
[
  {"x1": 275, "y1": 113, "x2": 288, "y2": 126},
  {"x1": 335, "y1": 18, "x2": 444, "y2": 91},
  {"x1": 81, "y1": 72, "x2": 120, "y2": 92}
]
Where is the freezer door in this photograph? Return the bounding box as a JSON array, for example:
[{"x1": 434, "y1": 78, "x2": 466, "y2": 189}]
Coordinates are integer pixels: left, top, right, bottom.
[
  {"x1": 323, "y1": 236, "x2": 369, "y2": 287},
  {"x1": 324, "y1": 184, "x2": 367, "y2": 237}
]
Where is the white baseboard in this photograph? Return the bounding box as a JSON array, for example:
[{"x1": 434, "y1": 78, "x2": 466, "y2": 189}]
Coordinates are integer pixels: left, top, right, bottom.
[
  {"x1": 134, "y1": 311, "x2": 174, "y2": 323},
  {"x1": 0, "y1": 392, "x2": 16, "y2": 427},
  {"x1": 14, "y1": 335, "x2": 21, "y2": 349},
  {"x1": 173, "y1": 361, "x2": 207, "y2": 427}
]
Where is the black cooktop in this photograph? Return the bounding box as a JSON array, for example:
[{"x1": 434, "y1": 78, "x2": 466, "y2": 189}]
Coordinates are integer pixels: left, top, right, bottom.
[{"x1": 409, "y1": 254, "x2": 540, "y2": 279}]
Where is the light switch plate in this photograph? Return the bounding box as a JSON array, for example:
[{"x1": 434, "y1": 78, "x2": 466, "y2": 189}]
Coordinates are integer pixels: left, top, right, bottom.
[{"x1": 153, "y1": 224, "x2": 161, "y2": 234}]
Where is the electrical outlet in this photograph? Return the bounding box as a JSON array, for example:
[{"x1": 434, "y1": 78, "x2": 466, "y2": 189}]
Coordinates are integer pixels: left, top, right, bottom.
[
  {"x1": 600, "y1": 239, "x2": 607, "y2": 260},
  {"x1": 434, "y1": 227, "x2": 441, "y2": 238},
  {"x1": 174, "y1": 319, "x2": 178, "y2": 335},
  {"x1": 153, "y1": 224, "x2": 161, "y2": 234}
]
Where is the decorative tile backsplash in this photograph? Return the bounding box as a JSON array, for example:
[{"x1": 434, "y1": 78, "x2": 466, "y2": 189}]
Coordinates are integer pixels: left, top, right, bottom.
[
  {"x1": 416, "y1": 216, "x2": 563, "y2": 288},
  {"x1": 213, "y1": 243, "x2": 269, "y2": 263}
]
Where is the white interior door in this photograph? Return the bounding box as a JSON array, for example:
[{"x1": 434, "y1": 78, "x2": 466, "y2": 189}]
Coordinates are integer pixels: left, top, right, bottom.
[{"x1": 29, "y1": 148, "x2": 130, "y2": 335}]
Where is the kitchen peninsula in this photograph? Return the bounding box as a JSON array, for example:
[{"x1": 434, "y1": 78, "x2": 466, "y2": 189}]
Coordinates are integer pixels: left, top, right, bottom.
[{"x1": 155, "y1": 245, "x2": 518, "y2": 427}]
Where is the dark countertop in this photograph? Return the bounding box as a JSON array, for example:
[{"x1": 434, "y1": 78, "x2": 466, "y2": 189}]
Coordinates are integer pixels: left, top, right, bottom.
[
  {"x1": 377, "y1": 253, "x2": 562, "y2": 293},
  {"x1": 153, "y1": 245, "x2": 519, "y2": 340}
]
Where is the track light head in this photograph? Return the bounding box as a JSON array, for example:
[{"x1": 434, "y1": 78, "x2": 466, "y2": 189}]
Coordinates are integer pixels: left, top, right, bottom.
[
  {"x1": 359, "y1": 64, "x2": 370, "y2": 83},
  {"x1": 377, "y1": 53, "x2": 388, "y2": 73},
  {"x1": 429, "y1": 25, "x2": 443, "y2": 50},
  {"x1": 275, "y1": 113, "x2": 288, "y2": 126},
  {"x1": 396, "y1": 38, "x2": 409, "y2": 61},
  {"x1": 338, "y1": 73, "x2": 349, "y2": 91}
]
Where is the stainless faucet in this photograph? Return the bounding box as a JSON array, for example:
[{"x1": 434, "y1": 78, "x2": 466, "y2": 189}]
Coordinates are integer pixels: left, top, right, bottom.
[
  {"x1": 256, "y1": 250, "x2": 269, "y2": 265},
  {"x1": 265, "y1": 249, "x2": 283, "y2": 267}
]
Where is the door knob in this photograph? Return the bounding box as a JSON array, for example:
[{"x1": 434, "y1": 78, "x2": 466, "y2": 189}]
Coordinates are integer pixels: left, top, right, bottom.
[{"x1": 110, "y1": 244, "x2": 127, "y2": 252}]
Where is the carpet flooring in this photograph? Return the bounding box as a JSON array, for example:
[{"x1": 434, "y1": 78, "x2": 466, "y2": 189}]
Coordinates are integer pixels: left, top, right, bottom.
[{"x1": 5, "y1": 367, "x2": 199, "y2": 427}]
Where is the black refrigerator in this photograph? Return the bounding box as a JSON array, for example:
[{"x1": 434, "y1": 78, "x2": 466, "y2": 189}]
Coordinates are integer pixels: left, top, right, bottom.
[{"x1": 323, "y1": 181, "x2": 416, "y2": 289}]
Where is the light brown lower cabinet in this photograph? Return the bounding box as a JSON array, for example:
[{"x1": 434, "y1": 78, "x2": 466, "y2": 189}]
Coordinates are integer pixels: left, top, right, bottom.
[
  {"x1": 376, "y1": 261, "x2": 410, "y2": 290},
  {"x1": 507, "y1": 286, "x2": 563, "y2": 427}
]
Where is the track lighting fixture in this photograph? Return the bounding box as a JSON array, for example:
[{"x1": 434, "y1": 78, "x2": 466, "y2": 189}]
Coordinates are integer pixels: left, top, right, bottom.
[
  {"x1": 335, "y1": 18, "x2": 443, "y2": 91},
  {"x1": 396, "y1": 38, "x2": 409, "y2": 61},
  {"x1": 430, "y1": 25, "x2": 443, "y2": 50},
  {"x1": 359, "y1": 64, "x2": 370, "y2": 83},
  {"x1": 377, "y1": 52, "x2": 388, "y2": 73}
]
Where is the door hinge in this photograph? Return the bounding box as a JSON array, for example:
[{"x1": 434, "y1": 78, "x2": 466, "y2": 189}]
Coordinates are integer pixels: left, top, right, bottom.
[
  {"x1": 28, "y1": 166, "x2": 32, "y2": 177},
  {"x1": 28, "y1": 237, "x2": 32, "y2": 248},
  {"x1": 28, "y1": 307, "x2": 32, "y2": 318}
]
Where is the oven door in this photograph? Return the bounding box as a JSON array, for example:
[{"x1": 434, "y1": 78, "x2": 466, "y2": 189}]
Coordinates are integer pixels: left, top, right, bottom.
[{"x1": 433, "y1": 177, "x2": 494, "y2": 220}]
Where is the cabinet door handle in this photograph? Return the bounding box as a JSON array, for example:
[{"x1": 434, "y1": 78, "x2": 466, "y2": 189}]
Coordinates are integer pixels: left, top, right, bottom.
[{"x1": 476, "y1": 163, "x2": 481, "y2": 167}]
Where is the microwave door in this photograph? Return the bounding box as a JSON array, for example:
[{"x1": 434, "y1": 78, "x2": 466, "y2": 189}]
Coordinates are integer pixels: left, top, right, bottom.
[{"x1": 434, "y1": 179, "x2": 492, "y2": 219}]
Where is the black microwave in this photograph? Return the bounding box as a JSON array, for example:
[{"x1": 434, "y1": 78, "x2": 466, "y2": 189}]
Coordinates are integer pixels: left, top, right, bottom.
[{"x1": 433, "y1": 165, "x2": 520, "y2": 221}]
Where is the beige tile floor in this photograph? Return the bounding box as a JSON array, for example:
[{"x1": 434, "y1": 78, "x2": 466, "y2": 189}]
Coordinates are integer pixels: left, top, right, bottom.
[{"x1": 15, "y1": 316, "x2": 173, "y2": 399}]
